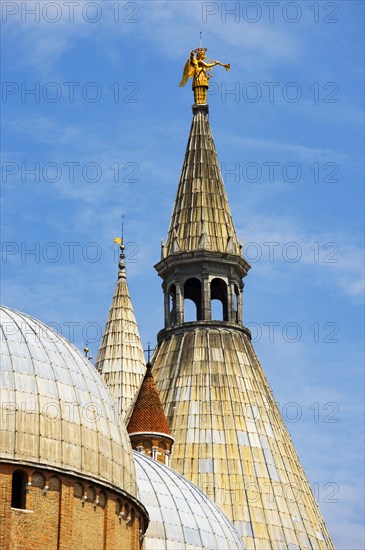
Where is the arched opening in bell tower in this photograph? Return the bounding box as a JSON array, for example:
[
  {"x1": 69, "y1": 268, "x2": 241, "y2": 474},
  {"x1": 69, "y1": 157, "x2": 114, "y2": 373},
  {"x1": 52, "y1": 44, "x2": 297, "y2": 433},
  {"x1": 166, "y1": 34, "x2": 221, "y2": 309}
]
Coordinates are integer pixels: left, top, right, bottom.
[
  {"x1": 184, "y1": 278, "x2": 202, "y2": 322},
  {"x1": 210, "y1": 278, "x2": 228, "y2": 321}
]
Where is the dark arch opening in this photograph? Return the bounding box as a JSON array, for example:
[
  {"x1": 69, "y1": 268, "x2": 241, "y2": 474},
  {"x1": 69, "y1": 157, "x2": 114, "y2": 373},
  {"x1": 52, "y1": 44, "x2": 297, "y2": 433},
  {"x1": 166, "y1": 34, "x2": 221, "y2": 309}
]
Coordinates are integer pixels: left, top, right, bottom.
[
  {"x1": 48, "y1": 476, "x2": 61, "y2": 492},
  {"x1": 98, "y1": 491, "x2": 106, "y2": 509},
  {"x1": 211, "y1": 278, "x2": 228, "y2": 321},
  {"x1": 116, "y1": 498, "x2": 122, "y2": 516},
  {"x1": 86, "y1": 486, "x2": 95, "y2": 502},
  {"x1": 169, "y1": 284, "x2": 176, "y2": 325},
  {"x1": 31, "y1": 471, "x2": 45, "y2": 489},
  {"x1": 184, "y1": 278, "x2": 202, "y2": 322},
  {"x1": 11, "y1": 470, "x2": 27, "y2": 509},
  {"x1": 74, "y1": 482, "x2": 83, "y2": 498}
]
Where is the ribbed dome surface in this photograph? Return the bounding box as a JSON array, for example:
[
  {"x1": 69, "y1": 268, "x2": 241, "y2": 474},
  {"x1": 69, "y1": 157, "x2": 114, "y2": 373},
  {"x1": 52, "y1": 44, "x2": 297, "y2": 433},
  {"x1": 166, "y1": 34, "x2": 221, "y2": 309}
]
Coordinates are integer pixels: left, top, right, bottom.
[
  {"x1": 0, "y1": 305, "x2": 136, "y2": 494},
  {"x1": 152, "y1": 326, "x2": 333, "y2": 549},
  {"x1": 134, "y1": 451, "x2": 245, "y2": 550}
]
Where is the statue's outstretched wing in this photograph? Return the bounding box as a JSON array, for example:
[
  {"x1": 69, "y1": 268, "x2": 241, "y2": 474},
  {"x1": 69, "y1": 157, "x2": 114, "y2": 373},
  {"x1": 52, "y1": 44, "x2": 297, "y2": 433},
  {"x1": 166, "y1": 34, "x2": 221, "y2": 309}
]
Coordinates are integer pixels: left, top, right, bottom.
[{"x1": 179, "y1": 58, "x2": 194, "y2": 87}]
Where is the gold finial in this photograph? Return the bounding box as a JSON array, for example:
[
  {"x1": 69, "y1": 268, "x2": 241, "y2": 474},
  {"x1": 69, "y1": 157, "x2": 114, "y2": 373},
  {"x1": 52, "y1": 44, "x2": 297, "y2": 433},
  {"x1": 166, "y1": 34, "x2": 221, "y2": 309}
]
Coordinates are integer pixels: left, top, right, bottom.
[
  {"x1": 114, "y1": 214, "x2": 126, "y2": 250},
  {"x1": 179, "y1": 45, "x2": 230, "y2": 105},
  {"x1": 113, "y1": 236, "x2": 125, "y2": 251},
  {"x1": 114, "y1": 214, "x2": 127, "y2": 277},
  {"x1": 84, "y1": 343, "x2": 93, "y2": 361}
]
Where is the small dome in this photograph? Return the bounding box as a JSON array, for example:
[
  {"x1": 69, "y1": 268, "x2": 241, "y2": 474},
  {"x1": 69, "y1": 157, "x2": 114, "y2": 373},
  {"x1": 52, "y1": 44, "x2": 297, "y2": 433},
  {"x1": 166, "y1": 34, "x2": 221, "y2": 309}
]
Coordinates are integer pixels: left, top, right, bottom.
[
  {"x1": 0, "y1": 306, "x2": 136, "y2": 495},
  {"x1": 134, "y1": 452, "x2": 245, "y2": 550}
]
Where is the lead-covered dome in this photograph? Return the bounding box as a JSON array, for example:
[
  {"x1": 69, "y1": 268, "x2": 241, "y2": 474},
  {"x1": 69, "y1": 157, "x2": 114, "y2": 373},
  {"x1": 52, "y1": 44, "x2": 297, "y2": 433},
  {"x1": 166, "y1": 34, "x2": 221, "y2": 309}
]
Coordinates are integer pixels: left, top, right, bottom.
[
  {"x1": 134, "y1": 452, "x2": 245, "y2": 549},
  {"x1": 0, "y1": 306, "x2": 136, "y2": 495}
]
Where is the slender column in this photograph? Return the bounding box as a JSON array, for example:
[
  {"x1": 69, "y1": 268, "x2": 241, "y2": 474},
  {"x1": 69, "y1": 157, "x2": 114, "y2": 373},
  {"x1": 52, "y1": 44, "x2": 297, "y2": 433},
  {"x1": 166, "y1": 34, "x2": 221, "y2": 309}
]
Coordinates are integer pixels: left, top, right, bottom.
[
  {"x1": 176, "y1": 283, "x2": 184, "y2": 324},
  {"x1": 163, "y1": 284, "x2": 169, "y2": 328},
  {"x1": 238, "y1": 283, "x2": 243, "y2": 323},
  {"x1": 227, "y1": 282, "x2": 234, "y2": 322},
  {"x1": 202, "y1": 275, "x2": 211, "y2": 320}
]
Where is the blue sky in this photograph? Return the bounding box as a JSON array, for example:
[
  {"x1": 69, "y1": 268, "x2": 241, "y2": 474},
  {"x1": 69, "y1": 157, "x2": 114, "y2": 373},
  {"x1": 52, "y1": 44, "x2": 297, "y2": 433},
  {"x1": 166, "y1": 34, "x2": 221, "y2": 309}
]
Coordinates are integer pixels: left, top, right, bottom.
[{"x1": 1, "y1": 1, "x2": 364, "y2": 547}]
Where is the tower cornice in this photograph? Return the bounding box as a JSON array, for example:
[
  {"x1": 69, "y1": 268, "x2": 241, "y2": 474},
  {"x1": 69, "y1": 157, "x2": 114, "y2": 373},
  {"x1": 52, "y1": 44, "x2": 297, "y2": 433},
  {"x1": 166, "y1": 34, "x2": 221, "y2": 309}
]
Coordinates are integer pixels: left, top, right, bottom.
[
  {"x1": 154, "y1": 250, "x2": 251, "y2": 281},
  {"x1": 156, "y1": 320, "x2": 252, "y2": 346}
]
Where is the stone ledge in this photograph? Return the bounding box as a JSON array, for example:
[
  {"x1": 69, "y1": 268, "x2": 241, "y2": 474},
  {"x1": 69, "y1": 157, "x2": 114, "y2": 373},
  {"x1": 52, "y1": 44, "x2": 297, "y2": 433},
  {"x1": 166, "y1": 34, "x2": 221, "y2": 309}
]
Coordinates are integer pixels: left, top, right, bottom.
[{"x1": 156, "y1": 321, "x2": 252, "y2": 345}]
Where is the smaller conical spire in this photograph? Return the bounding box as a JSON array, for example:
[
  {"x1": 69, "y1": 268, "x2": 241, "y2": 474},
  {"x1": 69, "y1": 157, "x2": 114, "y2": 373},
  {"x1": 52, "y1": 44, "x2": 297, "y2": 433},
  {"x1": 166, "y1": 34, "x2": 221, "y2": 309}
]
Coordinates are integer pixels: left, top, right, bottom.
[
  {"x1": 127, "y1": 363, "x2": 174, "y2": 465},
  {"x1": 95, "y1": 238, "x2": 146, "y2": 424}
]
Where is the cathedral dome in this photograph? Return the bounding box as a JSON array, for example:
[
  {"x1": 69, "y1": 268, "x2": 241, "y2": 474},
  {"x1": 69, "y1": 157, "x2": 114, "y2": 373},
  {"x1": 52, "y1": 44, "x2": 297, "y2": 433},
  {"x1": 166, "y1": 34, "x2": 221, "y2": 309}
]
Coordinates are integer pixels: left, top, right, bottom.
[
  {"x1": 134, "y1": 451, "x2": 245, "y2": 549},
  {"x1": 0, "y1": 305, "x2": 136, "y2": 495}
]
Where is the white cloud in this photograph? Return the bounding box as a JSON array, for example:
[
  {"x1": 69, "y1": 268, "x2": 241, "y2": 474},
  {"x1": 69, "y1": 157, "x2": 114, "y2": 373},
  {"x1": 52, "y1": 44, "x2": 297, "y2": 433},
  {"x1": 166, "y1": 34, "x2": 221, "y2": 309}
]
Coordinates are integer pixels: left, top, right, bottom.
[
  {"x1": 235, "y1": 215, "x2": 364, "y2": 302},
  {"x1": 229, "y1": 135, "x2": 347, "y2": 161}
]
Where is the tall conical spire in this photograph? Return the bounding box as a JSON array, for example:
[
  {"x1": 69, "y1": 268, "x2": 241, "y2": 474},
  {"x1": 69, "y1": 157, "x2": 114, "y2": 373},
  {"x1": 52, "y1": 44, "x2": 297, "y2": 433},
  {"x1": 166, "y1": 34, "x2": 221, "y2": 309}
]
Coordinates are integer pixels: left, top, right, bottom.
[
  {"x1": 165, "y1": 105, "x2": 241, "y2": 256},
  {"x1": 151, "y1": 53, "x2": 334, "y2": 549},
  {"x1": 95, "y1": 244, "x2": 146, "y2": 423},
  {"x1": 156, "y1": 106, "x2": 250, "y2": 331}
]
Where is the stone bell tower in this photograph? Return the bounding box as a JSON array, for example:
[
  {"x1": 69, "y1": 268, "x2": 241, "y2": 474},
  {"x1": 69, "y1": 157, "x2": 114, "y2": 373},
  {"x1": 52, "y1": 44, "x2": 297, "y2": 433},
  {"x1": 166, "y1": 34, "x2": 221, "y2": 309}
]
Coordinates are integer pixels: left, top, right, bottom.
[
  {"x1": 151, "y1": 49, "x2": 333, "y2": 550},
  {"x1": 157, "y1": 103, "x2": 250, "y2": 333}
]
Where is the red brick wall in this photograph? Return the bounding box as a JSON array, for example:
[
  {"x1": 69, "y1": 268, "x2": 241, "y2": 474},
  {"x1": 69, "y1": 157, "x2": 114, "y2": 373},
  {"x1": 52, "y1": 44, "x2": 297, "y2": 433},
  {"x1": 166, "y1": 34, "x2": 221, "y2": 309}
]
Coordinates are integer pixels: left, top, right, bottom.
[
  {"x1": 72, "y1": 491, "x2": 104, "y2": 549},
  {"x1": 0, "y1": 468, "x2": 12, "y2": 550},
  {"x1": 0, "y1": 464, "x2": 145, "y2": 550}
]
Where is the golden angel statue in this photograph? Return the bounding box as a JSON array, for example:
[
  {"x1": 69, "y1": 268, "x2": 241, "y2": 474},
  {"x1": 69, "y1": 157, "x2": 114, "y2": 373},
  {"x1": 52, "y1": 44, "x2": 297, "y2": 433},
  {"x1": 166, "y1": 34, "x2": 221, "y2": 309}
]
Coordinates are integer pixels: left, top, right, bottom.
[{"x1": 179, "y1": 48, "x2": 230, "y2": 104}]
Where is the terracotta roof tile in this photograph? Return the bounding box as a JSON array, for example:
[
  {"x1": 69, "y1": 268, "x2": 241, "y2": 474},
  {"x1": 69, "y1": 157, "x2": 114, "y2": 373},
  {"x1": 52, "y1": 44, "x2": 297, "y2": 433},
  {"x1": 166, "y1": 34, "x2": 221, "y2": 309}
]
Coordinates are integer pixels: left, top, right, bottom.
[{"x1": 127, "y1": 364, "x2": 170, "y2": 435}]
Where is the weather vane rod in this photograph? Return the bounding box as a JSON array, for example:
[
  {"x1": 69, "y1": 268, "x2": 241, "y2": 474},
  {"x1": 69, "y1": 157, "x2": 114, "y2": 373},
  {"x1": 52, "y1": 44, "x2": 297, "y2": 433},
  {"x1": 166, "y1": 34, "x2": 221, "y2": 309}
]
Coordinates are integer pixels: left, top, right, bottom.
[
  {"x1": 121, "y1": 213, "x2": 125, "y2": 242},
  {"x1": 113, "y1": 214, "x2": 126, "y2": 277},
  {"x1": 144, "y1": 342, "x2": 154, "y2": 363}
]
